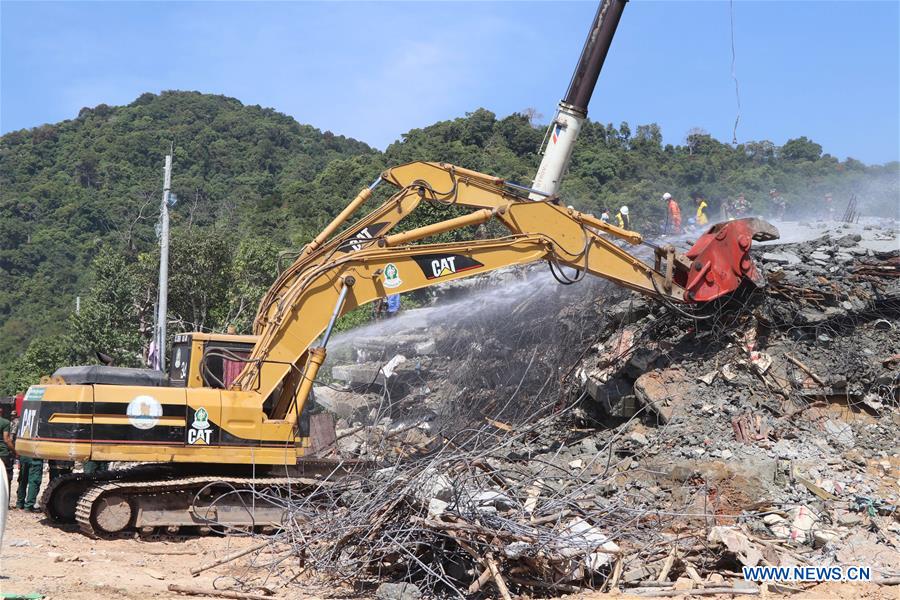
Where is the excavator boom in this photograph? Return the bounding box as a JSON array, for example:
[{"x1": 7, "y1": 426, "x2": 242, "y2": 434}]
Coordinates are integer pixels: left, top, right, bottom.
[{"x1": 240, "y1": 161, "x2": 779, "y2": 413}]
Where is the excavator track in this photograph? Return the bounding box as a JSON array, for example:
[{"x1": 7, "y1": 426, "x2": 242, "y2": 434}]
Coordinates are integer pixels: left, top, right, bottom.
[
  {"x1": 39, "y1": 457, "x2": 367, "y2": 538},
  {"x1": 41, "y1": 464, "x2": 168, "y2": 524},
  {"x1": 75, "y1": 473, "x2": 338, "y2": 538}
]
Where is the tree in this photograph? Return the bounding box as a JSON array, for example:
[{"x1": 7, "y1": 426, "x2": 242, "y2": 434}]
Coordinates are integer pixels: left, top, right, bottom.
[{"x1": 781, "y1": 136, "x2": 822, "y2": 161}]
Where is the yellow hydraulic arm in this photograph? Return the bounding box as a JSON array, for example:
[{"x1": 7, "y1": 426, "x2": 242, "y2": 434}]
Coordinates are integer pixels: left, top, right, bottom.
[
  {"x1": 254, "y1": 161, "x2": 683, "y2": 333},
  {"x1": 235, "y1": 161, "x2": 737, "y2": 420}
]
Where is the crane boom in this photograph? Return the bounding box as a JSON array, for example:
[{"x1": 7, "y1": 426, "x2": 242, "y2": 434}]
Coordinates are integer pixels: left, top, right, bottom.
[{"x1": 531, "y1": 0, "x2": 627, "y2": 198}]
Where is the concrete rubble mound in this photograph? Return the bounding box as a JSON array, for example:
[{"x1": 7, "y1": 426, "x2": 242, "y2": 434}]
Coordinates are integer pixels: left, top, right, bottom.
[{"x1": 202, "y1": 220, "x2": 899, "y2": 598}]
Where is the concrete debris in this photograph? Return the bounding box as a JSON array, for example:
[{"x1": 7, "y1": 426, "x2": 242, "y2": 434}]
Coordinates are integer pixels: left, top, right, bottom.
[
  {"x1": 217, "y1": 219, "x2": 898, "y2": 598},
  {"x1": 376, "y1": 583, "x2": 422, "y2": 600}
]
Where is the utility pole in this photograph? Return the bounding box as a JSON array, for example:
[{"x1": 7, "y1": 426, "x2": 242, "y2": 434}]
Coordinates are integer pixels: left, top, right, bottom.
[{"x1": 154, "y1": 148, "x2": 173, "y2": 372}]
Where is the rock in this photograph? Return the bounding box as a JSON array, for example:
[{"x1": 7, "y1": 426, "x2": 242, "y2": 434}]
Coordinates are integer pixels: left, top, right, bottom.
[
  {"x1": 414, "y1": 339, "x2": 436, "y2": 355},
  {"x1": 47, "y1": 551, "x2": 62, "y2": 562},
  {"x1": 697, "y1": 371, "x2": 717, "y2": 385},
  {"x1": 824, "y1": 419, "x2": 855, "y2": 448},
  {"x1": 504, "y1": 541, "x2": 531, "y2": 559},
  {"x1": 763, "y1": 513, "x2": 785, "y2": 526},
  {"x1": 470, "y1": 490, "x2": 516, "y2": 511},
  {"x1": 843, "y1": 448, "x2": 867, "y2": 466},
  {"x1": 834, "y1": 252, "x2": 854, "y2": 264},
  {"x1": 789, "y1": 506, "x2": 820, "y2": 544},
  {"x1": 762, "y1": 251, "x2": 802, "y2": 265},
  {"x1": 720, "y1": 449, "x2": 733, "y2": 460},
  {"x1": 428, "y1": 498, "x2": 448, "y2": 518},
  {"x1": 708, "y1": 526, "x2": 762, "y2": 566},
  {"x1": 633, "y1": 368, "x2": 692, "y2": 424},
  {"x1": 628, "y1": 431, "x2": 649, "y2": 446},
  {"x1": 144, "y1": 568, "x2": 166, "y2": 580},
  {"x1": 708, "y1": 573, "x2": 726, "y2": 585},
  {"x1": 314, "y1": 386, "x2": 374, "y2": 420},
  {"x1": 837, "y1": 512, "x2": 863, "y2": 526},
  {"x1": 8, "y1": 539, "x2": 31, "y2": 547},
  {"x1": 810, "y1": 251, "x2": 830, "y2": 262},
  {"x1": 673, "y1": 577, "x2": 694, "y2": 591},
  {"x1": 415, "y1": 468, "x2": 454, "y2": 502},
  {"x1": 624, "y1": 348, "x2": 662, "y2": 378},
  {"x1": 835, "y1": 233, "x2": 862, "y2": 247},
  {"x1": 376, "y1": 583, "x2": 422, "y2": 600},
  {"x1": 812, "y1": 529, "x2": 840, "y2": 548}
]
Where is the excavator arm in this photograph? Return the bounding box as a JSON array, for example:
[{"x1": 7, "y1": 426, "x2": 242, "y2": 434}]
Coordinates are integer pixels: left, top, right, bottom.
[{"x1": 238, "y1": 161, "x2": 778, "y2": 419}]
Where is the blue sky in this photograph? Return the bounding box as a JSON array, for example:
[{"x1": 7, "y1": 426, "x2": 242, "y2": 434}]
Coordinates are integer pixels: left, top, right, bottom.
[{"x1": 2, "y1": 1, "x2": 898, "y2": 164}]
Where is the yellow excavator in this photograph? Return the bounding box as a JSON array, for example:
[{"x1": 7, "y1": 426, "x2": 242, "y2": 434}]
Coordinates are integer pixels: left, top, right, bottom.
[{"x1": 16, "y1": 0, "x2": 778, "y2": 536}]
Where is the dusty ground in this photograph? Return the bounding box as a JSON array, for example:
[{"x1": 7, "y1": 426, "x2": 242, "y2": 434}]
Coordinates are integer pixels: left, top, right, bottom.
[
  {"x1": 2, "y1": 506, "x2": 896, "y2": 600},
  {"x1": 1, "y1": 508, "x2": 267, "y2": 600}
]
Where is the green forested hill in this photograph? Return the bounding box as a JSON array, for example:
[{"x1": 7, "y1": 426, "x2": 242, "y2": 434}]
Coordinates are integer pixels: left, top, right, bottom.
[
  {"x1": 1, "y1": 91, "x2": 897, "y2": 392},
  {"x1": 0, "y1": 91, "x2": 377, "y2": 388}
]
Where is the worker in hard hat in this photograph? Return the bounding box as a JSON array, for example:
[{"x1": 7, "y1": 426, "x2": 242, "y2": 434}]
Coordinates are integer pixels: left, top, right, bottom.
[
  {"x1": 616, "y1": 205, "x2": 630, "y2": 230},
  {"x1": 663, "y1": 192, "x2": 681, "y2": 234},
  {"x1": 691, "y1": 191, "x2": 709, "y2": 227}
]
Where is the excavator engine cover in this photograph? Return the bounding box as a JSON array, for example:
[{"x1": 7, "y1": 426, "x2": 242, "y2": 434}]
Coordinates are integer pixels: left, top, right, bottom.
[{"x1": 679, "y1": 218, "x2": 780, "y2": 303}]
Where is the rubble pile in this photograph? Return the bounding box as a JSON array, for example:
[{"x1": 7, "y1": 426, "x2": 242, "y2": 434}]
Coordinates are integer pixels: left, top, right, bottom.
[{"x1": 208, "y1": 220, "x2": 899, "y2": 598}]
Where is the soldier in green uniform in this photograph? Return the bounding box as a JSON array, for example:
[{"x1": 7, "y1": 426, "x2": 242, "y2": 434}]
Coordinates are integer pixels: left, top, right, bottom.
[
  {"x1": 16, "y1": 454, "x2": 43, "y2": 511},
  {"x1": 1, "y1": 410, "x2": 15, "y2": 486}
]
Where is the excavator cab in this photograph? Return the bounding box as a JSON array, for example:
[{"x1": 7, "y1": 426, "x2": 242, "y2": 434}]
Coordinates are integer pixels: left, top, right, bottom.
[{"x1": 168, "y1": 332, "x2": 257, "y2": 389}]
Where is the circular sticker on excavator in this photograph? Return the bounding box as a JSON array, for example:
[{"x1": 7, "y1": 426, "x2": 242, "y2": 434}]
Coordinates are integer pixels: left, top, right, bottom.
[
  {"x1": 127, "y1": 395, "x2": 162, "y2": 430},
  {"x1": 383, "y1": 263, "x2": 402, "y2": 289}
]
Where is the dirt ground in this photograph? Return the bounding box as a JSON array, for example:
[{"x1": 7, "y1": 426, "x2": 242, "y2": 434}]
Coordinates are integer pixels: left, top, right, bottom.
[
  {"x1": 2, "y1": 506, "x2": 896, "y2": 600},
  {"x1": 1, "y1": 508, "x2": 269, "y2": 600}
]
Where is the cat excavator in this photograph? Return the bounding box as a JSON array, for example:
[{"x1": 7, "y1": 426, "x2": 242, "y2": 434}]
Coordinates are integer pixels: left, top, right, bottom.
[{"x1": 16, "y1": 0, "x2": 778, "y2": 536}]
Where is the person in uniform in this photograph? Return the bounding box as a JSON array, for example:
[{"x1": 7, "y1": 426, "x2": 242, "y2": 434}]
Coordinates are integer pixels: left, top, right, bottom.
[
  {"x1": 663, "y1": 193, "x2": 682, "y2": 234},
  {"x1": 691, "y1": 192, "x2": 709, "y2": 227},
  {"x1": 616, "y1": 205, "x2": 631, "y2": 230},
  {"x1": 16, "y1": 454, "x2": 43, "y2": 511},
  {"x1": 0, "y1": 410, "x2": 14, "y2": 488}
]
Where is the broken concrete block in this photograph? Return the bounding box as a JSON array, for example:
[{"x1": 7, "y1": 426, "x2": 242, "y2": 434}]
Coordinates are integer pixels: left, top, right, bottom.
[
  {"x1": 628, "y1": 431, "x2": 648, "y2": 446},
  {"x1": 376, "y1": 583, "x2": 422, "y2": 600},
  {"x1": 633, "y1": 368, "x2": 691, "y2": 424},
  {"x1": 812, "y1": 529, "x2": 840, "y2": 548},
  {"x1": 504, "y1": 541, "x2": 531, "y2": 559},
  {"x1": 762, "y1": 251, "x2": 802, "y2": 265},
  {"x1": 789, "y1": 506, "x2": 820, "y2": 544},
  {"x1": 313, "y1": 386, "x2": 373, "y2": 419},
  {"x1": 415, "y1": 468, "x2": 454, "y2": 502},
  {"x1": 708, "y1": 526, "x2": 762, "y2": 566},
  {"x1": 413, "y1": 339, "x2": 436, "y2": 355},
  {"x1": 824, "y1": 419, "x2": 855, "y2": 448},
  {"x1": 428, "y1": 498, "x2": 448, "y2": 518},
  {"x1": 673, "y1": 577, "x2": 694, "y2": 591},
  {"x1": 568, "y1": 458, "x2": 585, "y2": 469},
  {"x1": 331, "y1": 363, "x2": 385, "y2": 386},
  {"x1": 470, "y1": 490, "x2": 516, "y2": 511},
  {"x1": 624, "y1": 348, "x2": 661, "y2": 379},
  {"x1": 837, "y1": 512, "x2": 863, "y2": 526}
]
